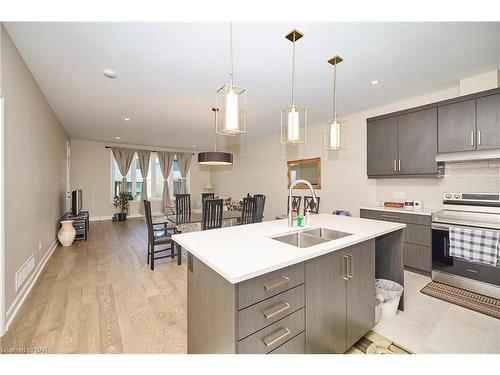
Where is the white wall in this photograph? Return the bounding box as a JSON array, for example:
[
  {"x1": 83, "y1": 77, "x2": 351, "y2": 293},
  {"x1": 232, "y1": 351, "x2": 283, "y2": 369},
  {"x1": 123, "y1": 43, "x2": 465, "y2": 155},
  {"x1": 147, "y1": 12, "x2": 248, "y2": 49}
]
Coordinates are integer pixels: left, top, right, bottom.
[
  {"x1": 211, "y1": 83, "x2": 500, "y2": 220},
  {"x1": 70, "y1": 139, "x2": 211, "y2": 219}
]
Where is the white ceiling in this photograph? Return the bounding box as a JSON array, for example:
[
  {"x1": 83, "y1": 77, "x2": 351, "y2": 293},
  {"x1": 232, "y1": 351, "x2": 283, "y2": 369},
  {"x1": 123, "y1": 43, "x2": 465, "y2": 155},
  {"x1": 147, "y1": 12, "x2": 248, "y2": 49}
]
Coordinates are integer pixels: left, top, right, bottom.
[{"x1": 4, "y1": 22, "x2": 500, "y2": 150}]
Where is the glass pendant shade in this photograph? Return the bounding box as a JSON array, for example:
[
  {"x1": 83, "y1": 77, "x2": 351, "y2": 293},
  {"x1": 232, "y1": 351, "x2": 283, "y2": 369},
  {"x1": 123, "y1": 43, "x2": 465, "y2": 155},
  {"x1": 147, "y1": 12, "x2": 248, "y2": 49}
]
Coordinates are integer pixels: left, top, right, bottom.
[
  {"x1": 281, "y1": 104, "x2": 306, "y2": 144},
  {"x1": 324, "y1": 118, "x2": 344, "y2": 150},
  {"x1": 216, "y1": 84, "x2": 247, "y2": 136}
]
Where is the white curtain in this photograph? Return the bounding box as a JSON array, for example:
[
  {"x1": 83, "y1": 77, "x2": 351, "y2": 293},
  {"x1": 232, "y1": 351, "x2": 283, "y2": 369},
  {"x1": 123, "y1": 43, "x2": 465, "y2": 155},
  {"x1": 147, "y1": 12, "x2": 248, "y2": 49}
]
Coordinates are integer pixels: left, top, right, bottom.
[
  {"x1": 157, "y1": 151, "x2": 175, "y2": 213},
  {"x1": 137, "y1": 150, "x2": 151, "y2": 214},
  {"x1": 111, "y1": 147, "x2": 135, "y2": 194},
  {"x1": 176, "y1": 152, "x2": 192, "y2": 194}
]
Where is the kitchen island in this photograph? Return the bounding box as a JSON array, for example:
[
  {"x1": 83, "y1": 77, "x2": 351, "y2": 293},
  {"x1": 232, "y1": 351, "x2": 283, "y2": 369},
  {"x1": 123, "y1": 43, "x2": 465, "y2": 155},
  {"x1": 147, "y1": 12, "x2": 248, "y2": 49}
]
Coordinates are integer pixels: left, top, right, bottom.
[{"x1": 172, "y1": 214, "x2": 405, "y2": 354}]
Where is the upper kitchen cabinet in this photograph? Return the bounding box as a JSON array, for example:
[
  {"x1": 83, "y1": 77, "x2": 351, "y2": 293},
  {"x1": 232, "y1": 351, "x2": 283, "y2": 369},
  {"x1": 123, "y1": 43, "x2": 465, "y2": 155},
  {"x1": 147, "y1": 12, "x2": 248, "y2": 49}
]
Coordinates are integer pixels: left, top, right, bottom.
[
  {"x1": 438, "y1": 100, "x2": 476, "y2": 153},
  {"x1": 367, "y1": 108, "x2": 438, "y2": 178},
  {"x1": 476, "y1": 93, "x2": 500, "y2": 150},
  {"x1": 367, "y1": 117, "x2": 399, "y2": 176},
  {"x1": 398, "y1": 108, "x2": 437, "y2": 175}
]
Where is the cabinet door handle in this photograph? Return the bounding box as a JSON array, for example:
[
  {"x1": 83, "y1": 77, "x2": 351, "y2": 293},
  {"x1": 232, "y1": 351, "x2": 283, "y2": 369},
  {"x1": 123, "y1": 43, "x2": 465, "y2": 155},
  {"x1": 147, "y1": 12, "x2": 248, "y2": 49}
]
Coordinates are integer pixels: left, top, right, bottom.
[
  {"x1": 478, "y1": 130, "x2": 481, "y2": 146},
  {"x1": 398, "y1": 159, "x2": 401, "y2": 172},
  {"x1": 263, "y1": 327, "x2": 291, "y2": 347},
  {"x1": 347, "y1": 254, "x2": 353, "y2": 279},
  {"x1": 263, "y1": 276, "x2": 290, "y2": 291},
  {"x1": 393, "y1": 159, "x2": 397, "y2": 172},
  {"x1": 342, "y1": 255, "x2": 349, "y2": 280},
  {"x1": 263, "y1": 302, "x2": 290, "y2": 319},
  {"x1": 471, "y1": 131, "x2": 474, "y2": 147},
  {"x1": 381, "y1": 214, "x2": 400, "y2": 220}
]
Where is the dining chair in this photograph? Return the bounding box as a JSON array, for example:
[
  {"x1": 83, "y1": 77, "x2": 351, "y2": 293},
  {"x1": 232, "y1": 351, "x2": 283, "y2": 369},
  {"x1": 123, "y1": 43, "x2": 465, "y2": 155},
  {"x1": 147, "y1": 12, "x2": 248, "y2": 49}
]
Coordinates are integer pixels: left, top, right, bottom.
[
  {"x1": 144, "y1": 200, "x2": 181, "y2": 270},
  {"x1": 288, "y1": 196, "x2": 302, "y2": 214},
  {"x1": 175, "y1": 193, "x2": 191, "y2": 224},
  {"x1": 201, "y1": 192, "x2": 215, "y2": 204},
  {"x1": 202, "y1": 198, "x2": 224, "y2": 230},
  {"x1": 253, "y1": 194, "x2": 266, "y2": 223},
  {"x1": 240, "y1": 197, "x2": 257, "y2": 225},
  {"x1": 304, "y1": 196, "x2": 320, "y2": 214}
]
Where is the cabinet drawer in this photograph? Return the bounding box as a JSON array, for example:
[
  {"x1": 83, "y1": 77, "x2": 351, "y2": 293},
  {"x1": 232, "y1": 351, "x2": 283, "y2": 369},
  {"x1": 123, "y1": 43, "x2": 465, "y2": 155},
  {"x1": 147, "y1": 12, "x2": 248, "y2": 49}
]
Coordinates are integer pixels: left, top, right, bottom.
[
  {"x1": 404, "y1": 224, "x2": 431, "y2": 247},
  {"x1": 269, "y1": 331, "x2": 305, "y2": 354},
  {"x1": 403, "y1": 243, "x2": 431, "y2": 273},
  {"x1": 238, "y1": 308, "x2": 305, "y2": 354},
  {"x1": 238, "y1": 263, "x2": 305, "y2": 309},
  {"x1": 360, "y1": 209, "x2": 430, "y2": 226},
  {"x1": 238, "y1": 284, "x2": 305, "y2": 340}
]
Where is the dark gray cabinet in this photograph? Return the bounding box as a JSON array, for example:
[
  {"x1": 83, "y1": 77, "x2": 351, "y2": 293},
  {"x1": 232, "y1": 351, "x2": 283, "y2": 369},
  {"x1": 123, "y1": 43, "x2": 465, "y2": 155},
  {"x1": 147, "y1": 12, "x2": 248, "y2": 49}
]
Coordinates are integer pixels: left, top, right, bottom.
[
  {"x1": 305, "y1": 240, "x2": 375, "y2": 354},
  {"x1": 477, "y1": 93, "x2": 500, "y2": 150},
  {"x1": 438, "y1": 100, "x2": 476, "y2": 153},
  {"x1": 367, "y1": 117, "x2": 398, "y2": 176},
  {"x1": 367, "y1": 109, "x2": 438, "y2": 178},
  {"x1": 398, "y1": 108, "x2": 437, "y2": 175}
]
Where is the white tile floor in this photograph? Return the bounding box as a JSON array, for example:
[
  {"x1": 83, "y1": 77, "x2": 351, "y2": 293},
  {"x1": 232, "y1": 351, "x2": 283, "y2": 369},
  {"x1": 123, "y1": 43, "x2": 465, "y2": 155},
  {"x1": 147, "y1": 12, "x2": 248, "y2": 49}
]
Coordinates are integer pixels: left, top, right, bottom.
[{"x1": 373, "y1": 271, "x2": 500, "y2": 354}]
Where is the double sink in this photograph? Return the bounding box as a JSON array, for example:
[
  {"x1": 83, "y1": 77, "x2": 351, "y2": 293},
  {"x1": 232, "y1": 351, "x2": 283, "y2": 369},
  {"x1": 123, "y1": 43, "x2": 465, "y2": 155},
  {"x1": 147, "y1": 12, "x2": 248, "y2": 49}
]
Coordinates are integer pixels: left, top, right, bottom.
[{"x1": 271, "y1": 227, "x2": 353, "y2": 249}]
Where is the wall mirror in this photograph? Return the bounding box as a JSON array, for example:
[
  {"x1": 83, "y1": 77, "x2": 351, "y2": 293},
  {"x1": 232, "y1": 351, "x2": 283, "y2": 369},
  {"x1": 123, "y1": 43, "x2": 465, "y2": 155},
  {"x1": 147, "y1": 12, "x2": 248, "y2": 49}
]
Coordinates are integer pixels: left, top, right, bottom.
[{"x1": 287, "y1": 157, "x2": 321, "y2": 189}]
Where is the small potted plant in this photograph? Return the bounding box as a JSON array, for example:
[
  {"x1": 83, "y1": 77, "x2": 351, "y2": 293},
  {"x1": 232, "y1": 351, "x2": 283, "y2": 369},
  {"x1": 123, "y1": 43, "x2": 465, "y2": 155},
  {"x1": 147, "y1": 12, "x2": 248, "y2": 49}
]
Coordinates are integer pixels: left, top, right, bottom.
[{"x1": 113, "y1": 192, "x2": 131, "y2": 221}]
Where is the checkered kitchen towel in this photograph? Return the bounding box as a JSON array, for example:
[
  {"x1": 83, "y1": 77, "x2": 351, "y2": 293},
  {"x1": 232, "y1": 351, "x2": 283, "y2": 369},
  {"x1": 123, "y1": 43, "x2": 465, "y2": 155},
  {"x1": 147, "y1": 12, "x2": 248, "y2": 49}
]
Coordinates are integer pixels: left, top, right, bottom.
[{"x1": 449, "y1": 226, "x2": 500, "y2": 266}]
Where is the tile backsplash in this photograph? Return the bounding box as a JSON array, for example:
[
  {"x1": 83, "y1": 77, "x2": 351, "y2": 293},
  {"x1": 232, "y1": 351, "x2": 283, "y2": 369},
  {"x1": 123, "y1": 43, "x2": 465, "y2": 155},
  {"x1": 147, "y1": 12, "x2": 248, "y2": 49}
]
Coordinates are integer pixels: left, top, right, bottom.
[{"x1": 375, "y1": 160, "x2": 500, "y2": 210}]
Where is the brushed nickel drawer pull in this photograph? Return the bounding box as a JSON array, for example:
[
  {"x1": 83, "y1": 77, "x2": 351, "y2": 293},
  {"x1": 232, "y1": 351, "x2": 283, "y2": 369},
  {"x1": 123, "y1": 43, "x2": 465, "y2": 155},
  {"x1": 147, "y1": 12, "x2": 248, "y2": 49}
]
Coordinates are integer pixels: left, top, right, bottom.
[
  {"x1": 393, "y1": 159, "x2": 397, "y2": 172},
  {"x1": 263, "y1": 302, "x2": 291, "y2": 319},
  {"x1": 264, "y1": 276, "x2": 290, "y2": 291},
  {"x1": 342, "y1": 255, "x2": 349, "y2": 281},
  {"x1": 471, "y1": 131, "x2": 474, "y2": 147},
  {"x1": 381, "y1": 214, "x2": 400, "y2": 220},
  {"x1": 478, "y1": 130, "x2": 481, "y2": 146},
  {"x1": 398, "y1": 159, "x2": 401, "y2": 172},
  {"x1": 347, "y1": 254, "x2": 353, "y2": 279},
  {"x1": 263, "y1": 327, "x2": 291, "y2": 347}
]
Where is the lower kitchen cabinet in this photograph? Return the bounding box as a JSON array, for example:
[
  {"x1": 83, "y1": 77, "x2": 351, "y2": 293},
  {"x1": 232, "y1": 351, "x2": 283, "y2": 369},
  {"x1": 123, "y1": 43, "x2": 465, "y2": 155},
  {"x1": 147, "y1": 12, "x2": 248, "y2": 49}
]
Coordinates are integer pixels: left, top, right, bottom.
[{"x1": 305, "y1": 240, "x2": 375, "y2": 354}]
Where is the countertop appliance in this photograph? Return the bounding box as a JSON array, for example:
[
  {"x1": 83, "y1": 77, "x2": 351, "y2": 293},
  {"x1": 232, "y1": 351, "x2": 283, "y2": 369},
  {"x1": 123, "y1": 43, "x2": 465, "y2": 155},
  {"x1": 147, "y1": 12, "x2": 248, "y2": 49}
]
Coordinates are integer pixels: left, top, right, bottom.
[{"x1": 431, "y1": 192, "x2": 500, "y2": 299}]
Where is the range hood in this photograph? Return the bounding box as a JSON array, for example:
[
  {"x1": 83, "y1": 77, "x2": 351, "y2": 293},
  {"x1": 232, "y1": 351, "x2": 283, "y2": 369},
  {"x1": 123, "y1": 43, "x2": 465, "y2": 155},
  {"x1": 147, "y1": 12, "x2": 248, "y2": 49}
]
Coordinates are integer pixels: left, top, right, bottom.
[{"x1": 436, "y1": 149, "x2": 500, "y2": 163}]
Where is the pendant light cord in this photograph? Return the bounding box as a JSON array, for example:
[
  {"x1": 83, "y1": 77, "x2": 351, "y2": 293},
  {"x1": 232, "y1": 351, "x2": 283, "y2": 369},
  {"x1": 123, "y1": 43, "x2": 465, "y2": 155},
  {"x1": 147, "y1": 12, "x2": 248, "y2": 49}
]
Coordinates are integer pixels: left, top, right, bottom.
[
  {"x1": 229, "y1": 22, "x2": 234, "y2": 88},
  {"x1": 333, "y1": 63, "x2": 337, "y2": 119},
  {"x1": 213, "y1": 109, "x2": 218, "y2": 152},
  {"x1": 291, "y1": 33, "x2": 296, "y2": 107}
]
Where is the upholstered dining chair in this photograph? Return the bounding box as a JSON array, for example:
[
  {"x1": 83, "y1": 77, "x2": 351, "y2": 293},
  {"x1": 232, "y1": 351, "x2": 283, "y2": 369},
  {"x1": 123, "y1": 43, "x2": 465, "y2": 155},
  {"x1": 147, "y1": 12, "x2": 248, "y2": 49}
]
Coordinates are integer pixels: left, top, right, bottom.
[
  {"x1": 144, "y1": 200, "x2": 181, "y2": 270},
  {"x1": 253, "y1": 194, "x2": 266, "y2": 223},
  {"x1": 240, "y1": 197, "x2": 257, "y2": 225},
  {"x1": 175, "y1": 193, "x2": 191, "y2": 224},
  {"x1": 202, "y1": 198, "x2": 224, "y2": 230},
  {"x1": 304, "y1": 196, "x2": 320, "y2": 214}
]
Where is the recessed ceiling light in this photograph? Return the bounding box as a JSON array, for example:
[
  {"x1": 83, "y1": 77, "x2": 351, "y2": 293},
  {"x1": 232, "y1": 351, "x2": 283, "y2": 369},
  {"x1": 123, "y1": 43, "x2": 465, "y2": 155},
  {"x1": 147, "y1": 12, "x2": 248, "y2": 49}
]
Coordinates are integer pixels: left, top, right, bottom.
[
  {"x1": 115, "y1": 136, "x2": 121, "y2": 140},
  {"x1": 370, "y1": 80, "x2": 379, "y2": 85},
  {"x1": 103, "y1": 69, "x2": 117, "y2": 79},
  {"x1": 124, "y1": 117, "x2": 131, "y2": 122}
]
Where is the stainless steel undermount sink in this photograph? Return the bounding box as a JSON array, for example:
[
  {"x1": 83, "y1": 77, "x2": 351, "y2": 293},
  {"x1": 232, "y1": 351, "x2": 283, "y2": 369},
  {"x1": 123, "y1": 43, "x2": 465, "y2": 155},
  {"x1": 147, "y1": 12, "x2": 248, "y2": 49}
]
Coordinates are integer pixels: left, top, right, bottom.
[
  {"x1": 271, "y1": 227, "x2": 353, "y2": 249},
  {"x1": 271, "y1": 231, "x2": 329, "y2": 248},
  {"x1": 302, "y1": 227, "x2": 353, "y2": 241}
]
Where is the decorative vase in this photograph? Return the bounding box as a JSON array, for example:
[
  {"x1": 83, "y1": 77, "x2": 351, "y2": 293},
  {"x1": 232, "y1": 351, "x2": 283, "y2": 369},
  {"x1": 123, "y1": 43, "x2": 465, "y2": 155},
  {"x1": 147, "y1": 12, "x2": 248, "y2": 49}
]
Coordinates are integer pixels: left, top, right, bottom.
[{"x1": 58, "y1": 220, "x2": 76, "y2": 246}]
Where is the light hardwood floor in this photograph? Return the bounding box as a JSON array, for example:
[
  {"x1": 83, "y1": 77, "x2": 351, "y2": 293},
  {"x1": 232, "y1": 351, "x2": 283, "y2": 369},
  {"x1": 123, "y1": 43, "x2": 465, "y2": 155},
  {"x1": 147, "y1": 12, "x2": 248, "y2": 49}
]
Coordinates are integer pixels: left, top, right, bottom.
[{"x1": 0, "y1": 218, "x2": 187, "y2": 354}]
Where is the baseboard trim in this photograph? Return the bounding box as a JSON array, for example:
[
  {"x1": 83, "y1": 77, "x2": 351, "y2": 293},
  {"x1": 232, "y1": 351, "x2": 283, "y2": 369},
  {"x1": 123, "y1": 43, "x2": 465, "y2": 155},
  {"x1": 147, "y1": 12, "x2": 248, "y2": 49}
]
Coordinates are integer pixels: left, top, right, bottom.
[{"x1": 5, "y1": 239, "x2": 58, "y2": 332}]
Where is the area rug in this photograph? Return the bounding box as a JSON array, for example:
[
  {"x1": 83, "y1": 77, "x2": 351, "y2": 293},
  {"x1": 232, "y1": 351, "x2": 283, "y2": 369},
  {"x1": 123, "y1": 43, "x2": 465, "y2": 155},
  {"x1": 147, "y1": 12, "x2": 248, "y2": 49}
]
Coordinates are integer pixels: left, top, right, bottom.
[
  {"x1": 420, "y1": 281, "x2": 500, "y2": 319},
  {"x1": 345, "y1": 330, "x2": 412, "y2": 354}
]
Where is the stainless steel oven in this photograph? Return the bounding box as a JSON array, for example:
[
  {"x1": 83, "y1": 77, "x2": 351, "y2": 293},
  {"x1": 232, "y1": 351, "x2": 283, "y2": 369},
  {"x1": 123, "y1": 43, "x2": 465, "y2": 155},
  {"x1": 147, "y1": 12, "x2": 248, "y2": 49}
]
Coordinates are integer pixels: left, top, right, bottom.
[{"x1": 431, "y1": 193, "x2": 500, "y2": 299}]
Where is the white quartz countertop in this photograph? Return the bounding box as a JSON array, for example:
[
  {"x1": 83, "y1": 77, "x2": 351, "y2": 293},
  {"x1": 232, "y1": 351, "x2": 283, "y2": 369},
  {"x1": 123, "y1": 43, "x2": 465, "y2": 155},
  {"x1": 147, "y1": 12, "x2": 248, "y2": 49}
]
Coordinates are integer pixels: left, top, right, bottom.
[
  {"x1": 172, "y1": 214, "x2": 406, "y2": 284},
  {"x1": 359, "y1": 206, "x2": 440, "y2": 216}
]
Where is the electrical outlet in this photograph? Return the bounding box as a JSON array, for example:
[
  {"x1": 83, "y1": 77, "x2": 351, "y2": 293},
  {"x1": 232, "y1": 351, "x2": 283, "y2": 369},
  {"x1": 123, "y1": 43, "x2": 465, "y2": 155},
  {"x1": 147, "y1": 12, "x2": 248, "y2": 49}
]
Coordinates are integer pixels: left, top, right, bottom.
[
  {"x1": 16, "y1": 254, "x2": 35, "y2": 292},
  {"x1": 38, "y1": 240, "x2": 42, "y2": 252}
]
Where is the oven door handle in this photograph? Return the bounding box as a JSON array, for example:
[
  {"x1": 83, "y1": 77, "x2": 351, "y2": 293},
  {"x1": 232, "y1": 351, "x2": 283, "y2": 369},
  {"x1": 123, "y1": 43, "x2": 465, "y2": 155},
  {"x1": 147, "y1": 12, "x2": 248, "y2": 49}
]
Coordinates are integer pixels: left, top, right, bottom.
[{"x1": 432, "y1": 223, "x2": 450, "y2": 231}]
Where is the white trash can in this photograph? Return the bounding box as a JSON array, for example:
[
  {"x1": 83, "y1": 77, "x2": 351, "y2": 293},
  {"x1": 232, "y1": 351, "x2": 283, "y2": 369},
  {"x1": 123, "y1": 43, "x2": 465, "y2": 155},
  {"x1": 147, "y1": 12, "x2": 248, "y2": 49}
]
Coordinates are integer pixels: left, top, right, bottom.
[{"x1": 375, "y1": 279, "x2": 403, "y2": 317}]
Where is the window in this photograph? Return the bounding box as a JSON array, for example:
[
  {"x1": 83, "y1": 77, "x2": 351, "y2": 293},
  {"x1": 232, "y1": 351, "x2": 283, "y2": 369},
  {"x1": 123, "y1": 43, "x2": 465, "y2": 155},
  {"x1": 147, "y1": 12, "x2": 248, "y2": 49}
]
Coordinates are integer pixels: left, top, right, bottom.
[{"x1": 111, "y1": 151, "x2": 189, "y2": 202}]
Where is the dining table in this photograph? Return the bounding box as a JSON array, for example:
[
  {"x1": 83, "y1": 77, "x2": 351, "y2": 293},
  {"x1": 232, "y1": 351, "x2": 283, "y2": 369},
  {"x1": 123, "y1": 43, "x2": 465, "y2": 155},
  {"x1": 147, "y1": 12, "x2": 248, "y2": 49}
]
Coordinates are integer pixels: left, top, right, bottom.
[{"x1": 164, "y1": 210, "x2": 242, "y2": 233}]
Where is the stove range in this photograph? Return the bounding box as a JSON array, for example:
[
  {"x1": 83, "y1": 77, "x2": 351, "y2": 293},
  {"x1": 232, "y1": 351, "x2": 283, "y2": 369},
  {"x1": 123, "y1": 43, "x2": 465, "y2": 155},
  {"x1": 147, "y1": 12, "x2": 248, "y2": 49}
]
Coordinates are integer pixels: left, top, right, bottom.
[{"x1": 431, "y1": 192, "x2": 500, "y2": 299}]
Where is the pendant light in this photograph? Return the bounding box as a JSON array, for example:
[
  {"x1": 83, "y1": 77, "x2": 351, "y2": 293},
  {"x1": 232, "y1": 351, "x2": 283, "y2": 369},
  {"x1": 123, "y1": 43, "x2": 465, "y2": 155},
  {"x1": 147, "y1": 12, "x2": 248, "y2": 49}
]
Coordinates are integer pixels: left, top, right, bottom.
[
  {"x1": 216, "y1": 22, "x2": 247, "y2": 136},
  {"x1": 198, "y1": 108, "x2": 233, "y2": 165},
  {"x1": 281, "y1": 29, "x2": 307, "y2": 145},
  {"x1": 324, "y1": 55, "x2": 345, "y2": 151}
]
